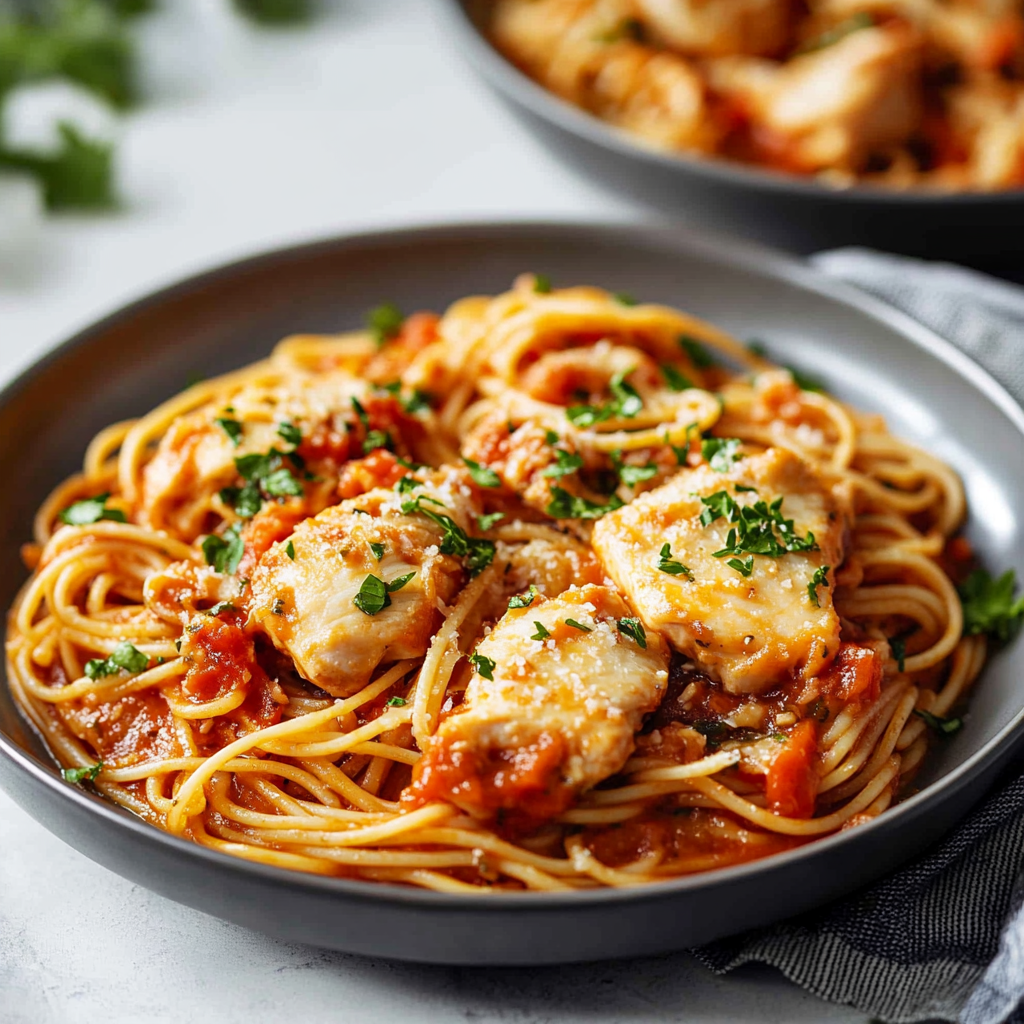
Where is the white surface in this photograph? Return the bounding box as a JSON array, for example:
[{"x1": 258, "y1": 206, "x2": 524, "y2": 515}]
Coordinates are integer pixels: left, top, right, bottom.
[{"x1": 0, "y1": 2, "x2": 869, "y2": 1021}]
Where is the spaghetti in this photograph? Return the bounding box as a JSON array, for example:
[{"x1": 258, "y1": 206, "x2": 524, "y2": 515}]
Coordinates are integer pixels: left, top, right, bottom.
[{"x1": 6, "y1": 275, "x2": 1013, "y2": 891}]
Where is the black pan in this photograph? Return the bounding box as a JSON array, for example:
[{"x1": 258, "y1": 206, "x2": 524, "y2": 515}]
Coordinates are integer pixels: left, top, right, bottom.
[
  {"x1": 439, "y1": 0, "x2": 1024, "y2": 263},
  {"x1": 1, "y1": 221, "x2": 1023, "y2": 964}
]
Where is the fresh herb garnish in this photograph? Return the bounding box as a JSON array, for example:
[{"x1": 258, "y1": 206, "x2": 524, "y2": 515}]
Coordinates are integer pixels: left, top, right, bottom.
[
  {"x1": 914, "y1": 709, "x2": 963, "y2": 736},
  {"x1": 369, "y1": 541, "x2": 385, "y2": 561},
  {"x1": 62, "y1": 760, "x2": 104, "y2": 784},
  {"x1": 617, "y1": 617, "x2": 647, "y2": 648},
  {"x1": 209, "y1": 601, "x2": 236, "y2": 616},
  {"x1": 546, "y1": 487, "x2": 624, "y2": 520},
  {"x1": 658, "y1": 543, "x2": 694, "y2": 580},
  {"x1": 542, "y1": 449, "x2": 584, "y2": 479},
  {"x1": 959, "y1": 569, "x2": 1024, "y2": 643},
  {"x1": 400, "y1": 389, "x2": 432, "y2": 415},
  {"x1": 400, "y1": 496, "x2": 495, "y2": 577},
  {"x1": 565, "y1": 618, "x2": 592, "y2": 632},
  {"x1": 222, "y1": 446, "x2": 304, "y2": 516},
  {"x1": 216, "y1": 417, "x2": 243, "y2": 446},
  {"x1": 366, "y1": 303, "x2": 404, "y2": 347},
  {"x1": 395, "y1": 475, "x2": 422, "y2": 494},
  {"x1": 610, "y1": 450, "x2": 658, "y2": 487},
  {"x1": 385, "y1": 696, "x2": 407, "y2": 707},
  {"x1": 508, "y1": 585, "x2": 539, "y2": 610},
  {"x1": 612, "y1": 291, "x2": 638, "y2": 306},
  {"x1": 661, "y1": 364, "x2": 693, "y2": 392},
  {"x1": 702, "y1": 437, "x2": 742, "y2": 472},
  {"x1": 84, "y1": 641, "x2": 149, "y2": 679},
  {"x1": 463, "y1": 458, "x2": 501, "y2": 488},
  {"x1": 362, "y1": 429, "x2": 392, "y2": 454},
  {"x1": 353, "y1": 571, "x2": 415, "y2": 616},
  {"x1": 476, "y1": 512, "x2": 505, "y2": 531},
  {"x1": 679, "y1": 335, "x2": 714, "y2": 369},
  {"x1": 530, "y1": 621, "x2": 551, "y2": 640},
  {"x1": 700, "y1": 491, "x2": 817, "y2": 562},
  {"x1": 891, "y1": 636, "x2": 906, "y2": 673},
  {"x1": 533, "y1": 274, "x2": 552, "y2": 294},
  {"x1": 284, "y1": 540, "x2": 296, "y2": 560},
  {"x1": 727, "y1": 555, "x2": 754, "y2": 577},
  {"x1": 58, "y1": 493, "x2": 126, "y2": 526},
  {"x1": 202, "y1": 524, "x2": 245, "y2": 575},
  {"x1": 566, "y1": 368, "x2": 642, "y2": 426},
  {"x1": 277, "y1": 421, "x2": 302, "y2": 447},
  {"x1": 808, "y1": 565, "x2": 830, "y2": 607},
  {"x1": 469, "y1": 651, "x2": 496, "y2": 680}
]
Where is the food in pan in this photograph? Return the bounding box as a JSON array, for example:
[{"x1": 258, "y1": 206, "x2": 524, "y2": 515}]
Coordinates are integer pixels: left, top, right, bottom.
[
  {"x1": 7, "y1": 276, "x2": 1022, "y2": 890},
  {"x1": 490, "y1": 0, "x2": 1024, "y2": 190}
]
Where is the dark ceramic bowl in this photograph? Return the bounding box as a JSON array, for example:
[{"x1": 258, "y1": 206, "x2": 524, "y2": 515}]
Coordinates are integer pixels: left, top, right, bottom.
[
  {"x1": 2, "y1": 222, "x2": 1023, "y2": 964},
  {"x1": 439, "y1": 0, "x2": 1024, "y2": 262}
]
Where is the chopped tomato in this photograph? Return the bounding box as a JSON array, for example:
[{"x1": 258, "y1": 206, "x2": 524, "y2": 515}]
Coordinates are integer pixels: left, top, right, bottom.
[
  {"x1": 237, "y1": 502, "x2": 305, "y2": 579},
  {"x1": 180, "y1": 616, "x2": 254, "y2": 703},
  {"x1": 817, "y1": 643, "x2": 883, "y2": 704},
  {"x1": 765, "y1": 719, "x2": 818, "y2": 819},
  {"x1": 337, "y1": 450, "x2": 407, "y2": 499},
  {"x1": 364, "y1": 312, "x2": 440, "y2": 384}
]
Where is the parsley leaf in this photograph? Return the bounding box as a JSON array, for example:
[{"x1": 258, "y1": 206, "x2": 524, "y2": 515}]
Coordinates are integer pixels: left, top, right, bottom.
[
  {"x1": 702, "y1": 437, "x2": 742, "y2": 472},
  {"x1": 565, "y1": 618, "x2": 592, "y2": 632},
  {"x1": 84, "y1": 641, "x2": 149, "y2": 679},
  {"x1": 727, "y1": 555, "x2": 754, "y2": 577},
  {"x1": 469, "y1": 651, "x2": 496, "y2": 680},
  {"x1": 542, "y1": 449, "x2": 584, "y2": 479},
  {"x1": 463, "y1": 458, "x2": 501, "y2": 488},
  {"x1": 400, "y1": 389, "x2": 432, "y2": 415},
  {"x1": 476, "y1": 512, "x2": 505, "y2": 531},
  {"x1": 263, "y1": 467, "x2": 303, "y2": 497},
  {"x1": 533, "y1": 274, "x2": 552, "y2": 294},
  {"x1": 530, "y1": 621, "x2": 551, "y2": 640},
  {"x1": 566, "y1": 368, "x2": 643, "y2": 426},
  {"x1": 658, "y1": 543, "x2": 693, "y2": 579},
  {"x1": 788, "y1": 367, "x2": 826, "y2": 393},
  {"x1": 216, "y1": 417, "x2": 243, "y2": 446},
  {"x1": 59, "y1": 493, "x2": 126, "y2": 526},
  {"x1": 508, "y1": 585, "x2": 539, "y2": 610},
  {"x1": 385, "y1": 696, "x2": 407, "y2": 707},
  {"x1": 353, "y1": 571, "x2": 414, "y2": 615},
  {"x1": 546, "y1": 487, "x2": 624, "y2": 520},
  {"x1": 661, "y1": 364, "x2": 693, "y2": 392},
  {"x1": 369, "y1": 542, "x2": 385, "y2": 561},
  {"x1": 701, "y1": 491, "x2": 817, "y2": 560},
  {"x1": 209, "y1": 601, "x2": 236, "y2": 616},
  {"x1": 959, "y1": 569, "x2": 1024, "y2": 643},
  {"x1": 202, "y1": 524, "x2": 244, "y2": 575},
  {"x1": 617, "y1": 617, "x2": 647, "y2": 648},
  {"x1": 62, "y1": 760, "x2": 104, "y2": 784},
  {"x1": 395, "y1": 475, "x2": 421, "y2": 494},
  {"x1": 219, "y1": 482, "x2": 262, "y2": 519},
  {"x1": 366, "y1": 303, "x2": 404, "y2": 347},
  {"x1": 679, "y1": 335, "x2": 714, "y2": 369},
  {"x1": 400, "y1": 496, "x2": 495, "y2": 577},
  {"x1": 914, "y1": 709, "x2": 963, "y2": 736},
  {"x1": 277, "y1": 421, "x2": 302, "y2": 447},
  {"x1": 363, "y1": 429, "x2": 392, "y2": 454},
  {"x1": 285, "y1": 540, "x2": 296, "y2": 560},
  {"x1": 613, "y1": 291, "x2": 638, "y2": 306},
  {"x1": 891, "y1": 636, "x2": 906, "y2": 673},
  {"x1": 808, "y1": 565, "x2": 830, "y2": 607}
]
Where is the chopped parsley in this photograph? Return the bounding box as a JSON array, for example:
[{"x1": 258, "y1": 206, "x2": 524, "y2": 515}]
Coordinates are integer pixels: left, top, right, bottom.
[
  {"x1": 385, "y1": 696, "x2": 407, "y2": 707},
  {"x1": 395, "y1": 475, "x2": 422, "y2": 494},
  {"x1": 565, "y1": 618, "x2": 592, "y2": 632},
  {"x1": 546, "y1": 487, "x2": 624, "y2": 520},
  {"x1": 612, "y1": 291, "x2": 638, "y2": 306},
  {"x1": 369, "y1": 542, "x2": 385, "y2": 561},
  {"x1": 469, "y1": 651, "x2": 496, "y2": 680},
  {"x1": 209, "y1": 601, "x2": 236, "y2": 616},
  {"x1": 366, "y1": 303, "x2": 404, "y2": 347},
  {"x1": 727, "y1": 555, "x2": 754, "y2": 577},
  {"x1": 216, "y1": 417, "x2": 243, "y2": 446},
  {"x1": 262, "y1": 467, "x2": 304, "y2": 497},
  {"x1": 285, "y1": 540, "x2": 295, "y2": 560},
  {"x1": 701, "y1": 491, "x2": 817, "y2": 562},
  {"x1": 399, "y1": 389, "x2": 433, "y2": 415},
  {"x1": 463, "y1": 458, "x2": 501, "y2": 488},
  {"x1": 891, "y1": 636, "x2": 907, "y2": 673},
  {"x1": 202, "y1": 525, "x2": 244, "y2": 575},
  {"x1": 533, "y1": 274, "x2": 552, "y2": 294},
  {"x1": 701, "y1": 437, "x2": 742, "y2": 473},
  {"x1": 62, "y1": 760, "x2": 104, "y2": 784},
  {"x1": 59, "y1": 493, "x2": 126, "y2": 526},
  {"x1": 84, "y1": 641, "x2": 149, "y2": 680},
  {"x1": 679, "y1": 335, "x2": 715, "y2": 369},
  {"x1": 617, "y1": 617, "x2": 647, "y2": 648},
  {"x1": 788, "y1": 367, "x2": 826, "y2": 393},
  {"x1": 277, "y1": 421, "x2": 302, "y2": 447},
  {"x1": 530, "y1": 621, "x2": 551, "y2": 640},
  {"x1": 661, "y1": 364, "x2": 693, "y2": 392},
  {"x1": 959, "y1": 569, "x2": 1024, "y2": 643},
  {"x1": 353, "y1": 571, "x2": 416, "y2": 616},
  {"x1": 400, "y1": 496, "x2": 495, "y2": 577},
  {"x1": 914, "y1": 709, "x2": 963, "y2": 736},
  {"x1": 362, "y1": 429, "x2": 392, "y2": 454},
  {"x1": 542, "y1": 449, "x2": 584, "y2": 479},
  {"x1": 611, "y1": 450, "x2": 658, "y2": 487},
  {"x1": 508, "y1": 585, "x2": 540, "y2": 610},
  {"x1": 221, "y1": 446, "x2": 304, "y2": 517},
  {"x1": 476, "y1": 512, "x2": 505, "y2": 531},
  {"x1": 544, "y1": 429, "x2": 560, "y2": 445},
  {"x1": 808, "y1": 565, "x2": 830, "y2": 607},
  {"x1": 566, "y1": 368, "x2": 642, "y2": 427},
  {"x1": 658, "y1": 543, "x2": 694, "y2": 580}
]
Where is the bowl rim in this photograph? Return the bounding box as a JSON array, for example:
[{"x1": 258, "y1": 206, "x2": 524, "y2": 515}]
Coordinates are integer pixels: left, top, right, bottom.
[
  {"x1": 439, "y1": 0, "x2": 1024, "y2": 206},
  {"x1": 2, "y1": 217, "x2": 1024, "y2": 909}
]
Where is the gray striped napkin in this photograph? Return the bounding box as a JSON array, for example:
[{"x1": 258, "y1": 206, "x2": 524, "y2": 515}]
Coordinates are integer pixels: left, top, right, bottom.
[{"x1": 693, "y1": 249, "x2": 1024, "y2": 1024}]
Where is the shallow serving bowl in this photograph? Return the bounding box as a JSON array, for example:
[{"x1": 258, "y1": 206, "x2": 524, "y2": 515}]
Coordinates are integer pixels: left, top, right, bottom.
[
  {"x1": 1, "y1": 221, "x2": 1023, "y2": 964},
  {"x1": 441, "y1": 0, "x2": 1024, "y2": 262}
]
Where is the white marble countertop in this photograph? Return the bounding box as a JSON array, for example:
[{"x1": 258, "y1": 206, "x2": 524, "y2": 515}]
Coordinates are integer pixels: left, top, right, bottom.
[{"x1": 0, "y1": 2, "x2": 870, "y2": 1020}]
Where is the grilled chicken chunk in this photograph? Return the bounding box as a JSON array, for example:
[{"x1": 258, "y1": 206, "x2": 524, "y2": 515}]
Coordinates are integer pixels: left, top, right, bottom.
[
  {"x1": 592, "y1": 447, "x2": 848, "y2": 695},
  {"x1": 407, "y1": 584, "x2": 670, "y2": 821},
  {"x1": 248, "y1": 471, "x2": 479, "y2": 697}
]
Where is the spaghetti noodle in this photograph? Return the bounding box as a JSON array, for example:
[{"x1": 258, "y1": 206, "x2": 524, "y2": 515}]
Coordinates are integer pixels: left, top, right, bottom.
[{"x1": 6, "y1": 275, "x2": 1014, "y2": 891}]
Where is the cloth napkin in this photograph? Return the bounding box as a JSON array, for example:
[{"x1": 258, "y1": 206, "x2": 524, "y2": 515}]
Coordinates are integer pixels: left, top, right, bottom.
[{"x1": 692, "y1": 248, "x2": 1024, "y2": 1024}]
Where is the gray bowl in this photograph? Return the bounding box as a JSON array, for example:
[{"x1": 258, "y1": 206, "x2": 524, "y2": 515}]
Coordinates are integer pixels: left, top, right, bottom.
[
  {"x1": 1, "y1": 221, "x2": 1023, "y2": 964},
  {"x1": 440, "y1": 0, "x2": 1024, "y2": 262}
]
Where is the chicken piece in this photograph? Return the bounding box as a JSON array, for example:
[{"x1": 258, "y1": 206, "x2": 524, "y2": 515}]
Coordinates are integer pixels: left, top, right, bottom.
[
  {"x1": 592, "y1": 448, "x2": 849, "y2": 695},
  {"x1": 631, "y1": 0, "x2": 794, "y2": 57},
  {"x1": 247, "y1": 471, "x2": 480, "y2": 697},
  {"x1": 713, "y1": 24, "x2": 923, "y2": 172},
  {"x1": 407, "y1": 585, "x2": 670, "y2": 822}
]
